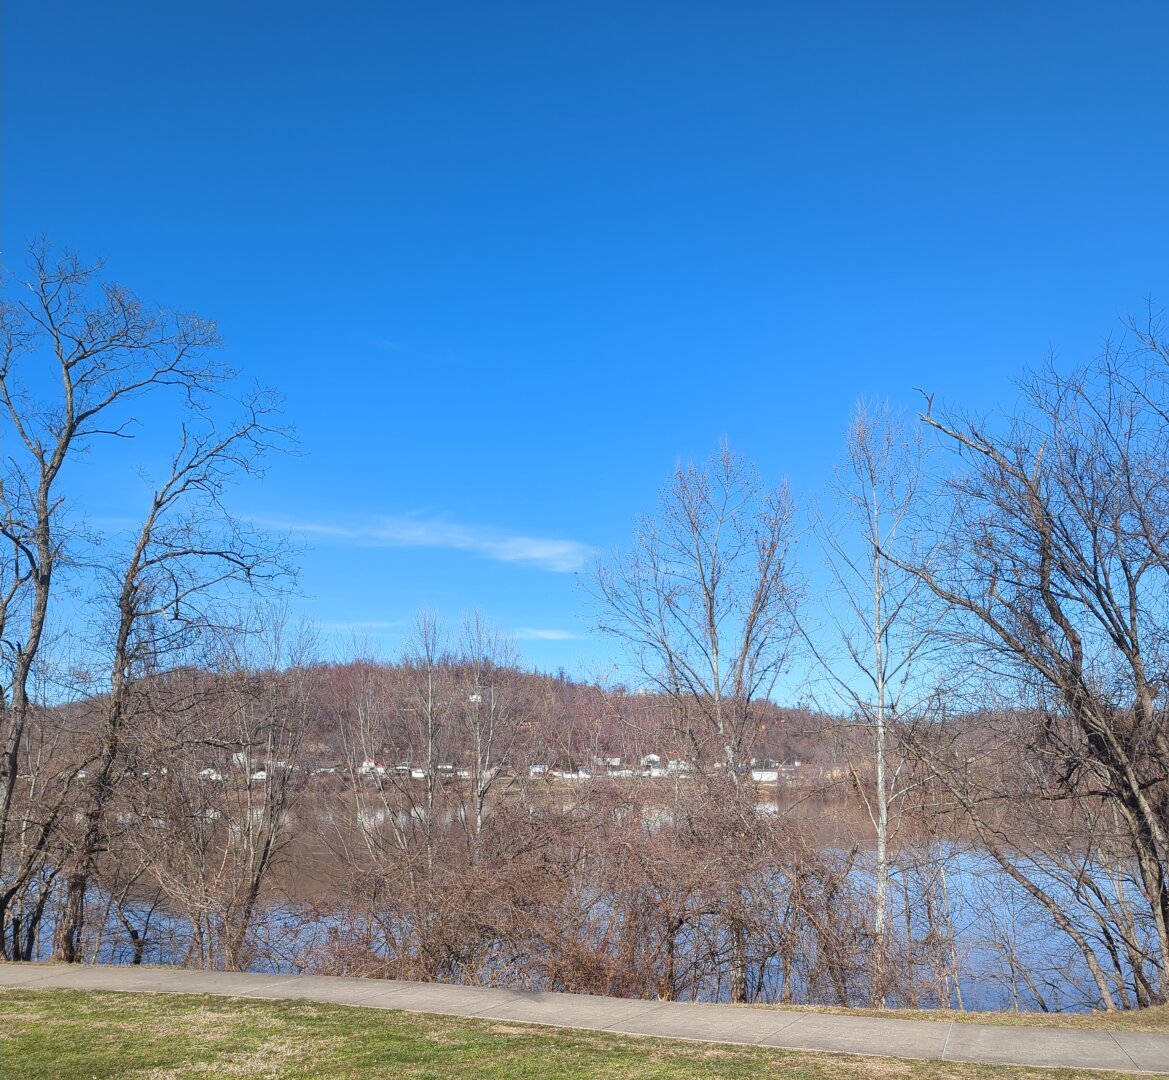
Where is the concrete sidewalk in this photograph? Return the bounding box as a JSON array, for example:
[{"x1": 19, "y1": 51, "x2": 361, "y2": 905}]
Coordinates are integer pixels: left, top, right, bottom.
[{"x1": 1, "y1": 962, "x2": 1166, "y2": 1074}]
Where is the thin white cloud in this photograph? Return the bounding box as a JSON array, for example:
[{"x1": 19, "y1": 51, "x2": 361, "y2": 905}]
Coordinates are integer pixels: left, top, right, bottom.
[
  {"x1": 270, "y1": 514, "x2": 595, "y2": 574},
  {"x1": 512, "y1": 627, "x2": 583, "y2": 641},
  {"x1": 317, "y1": 620, "x2": 403, "y2": 634}
]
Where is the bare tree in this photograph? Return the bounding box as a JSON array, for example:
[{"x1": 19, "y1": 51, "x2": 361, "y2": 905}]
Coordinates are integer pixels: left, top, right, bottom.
[
  {"x1": 456, "y1": 612, "x2": 521, "y2": 842},
  {"x1": 0, "y1": 243, "x2": 238, "y2": 957},
  {"x1": 137, "y1": 613, "x2": 312, "y2": 971},
  {"x1": 53, "y1": 396, "x2": 291, "y2": 962},
  {"x1": 808, "y1": 401, "x2": 943, "y2": 1003},
  {"x1": 590, "y1": 444, "x2": 799, "y2": 781},
  {"x1": 899, "y1": 320, "x2": 1169, "y2": 1006},
  {"x1": 589, "y1": 444, "x2": 799, "y2": 1005},
  {"x1": 401, "y1": 613, "x2": 454, "y2": 877}
]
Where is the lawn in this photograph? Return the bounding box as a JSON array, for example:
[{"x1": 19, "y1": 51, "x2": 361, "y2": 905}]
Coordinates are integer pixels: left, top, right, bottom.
[{"x1": 0, "y1": 988, "x2": 1152, "y2": 1080}]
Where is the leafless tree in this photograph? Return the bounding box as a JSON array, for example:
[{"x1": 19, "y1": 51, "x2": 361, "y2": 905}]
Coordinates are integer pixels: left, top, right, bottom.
[
  {"x1": 456, "y1": 612, "x2": 522, "y2": 842},
  {"x1": 590, "y1": 444, "x2": 799, "y2": 780},
  {"x1": 898, "y1": 318, "x2": 1169, "y2": 1006},
  {"x1": 52, "y1": 396, "x2": 291, "y2": 961},
  {"x1": 0, "y1": 244, "x2": 221, "y2": 956},
  {"x1": 589, "y1": 444, "x2": 800, "y2": 1002},
  {"x1": 0, "y1": 242, "x2": 290, "y2": 961},
  {"x1": 808, "y1": 401, "x2": 944, "y2": 1003},
  {"x1": 141, "y1": 614, "x2": 312, "y2": 970}
]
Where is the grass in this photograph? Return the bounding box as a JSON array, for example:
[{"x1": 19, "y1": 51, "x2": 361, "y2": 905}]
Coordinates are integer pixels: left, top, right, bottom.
[
  {"x1": 748, "y1": 1001, "x2": 1169, "y2": 1034},
  {"x1": 0, "y1": 988, "x2": 1154, "y2": 1080}
]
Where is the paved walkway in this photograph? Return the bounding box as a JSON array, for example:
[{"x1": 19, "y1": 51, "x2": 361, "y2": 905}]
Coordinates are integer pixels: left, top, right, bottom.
[{"x1": 1, "y1": 962, "x2": 1167, "y2": 1074}]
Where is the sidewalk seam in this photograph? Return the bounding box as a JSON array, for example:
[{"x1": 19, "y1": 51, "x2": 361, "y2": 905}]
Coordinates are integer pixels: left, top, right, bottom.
[
  {"x1": 758, "y1": 1011, "x2": 807, "y2": 1046},
  {"x1": 1106, "y1": 1029, "x2": 1142, "y2": 1072},
  {"x1": 600, "y1": 1000, "x2": 673, "y2": 1033}
]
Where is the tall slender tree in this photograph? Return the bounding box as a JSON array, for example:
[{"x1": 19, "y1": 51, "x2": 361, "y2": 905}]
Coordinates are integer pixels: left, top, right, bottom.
[{"x1": 807, "y1": 402, "x2": 943, "y2": 1004}]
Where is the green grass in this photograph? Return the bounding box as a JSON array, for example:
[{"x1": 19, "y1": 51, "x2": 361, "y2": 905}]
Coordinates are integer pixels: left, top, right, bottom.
[{"x1": 0, "y1": 988, "x2": 1152, "y2": 1080}]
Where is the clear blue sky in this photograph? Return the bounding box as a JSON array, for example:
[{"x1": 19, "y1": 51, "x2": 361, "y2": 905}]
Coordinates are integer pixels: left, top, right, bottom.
[{"x1": 4, "y1": 2, "x2": 1167, "y2": 681}]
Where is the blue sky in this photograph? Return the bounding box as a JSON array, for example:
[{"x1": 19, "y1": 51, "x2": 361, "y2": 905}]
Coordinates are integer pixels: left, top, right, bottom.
[{"x1": 4, "y1": 2, "x2": 1168, "y2": 682}]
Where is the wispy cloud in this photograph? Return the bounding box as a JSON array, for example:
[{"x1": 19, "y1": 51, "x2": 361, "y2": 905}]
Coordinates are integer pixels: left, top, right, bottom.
[
  {"x1": 317, "y1": 620, "x2": 403, "y2": 634},
  {"x1": 269, "y1": 514, "x2": 595, "y2": 574},
  {"x1": 512, "y1": 627, "x2": 583, "y2": 641}
]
